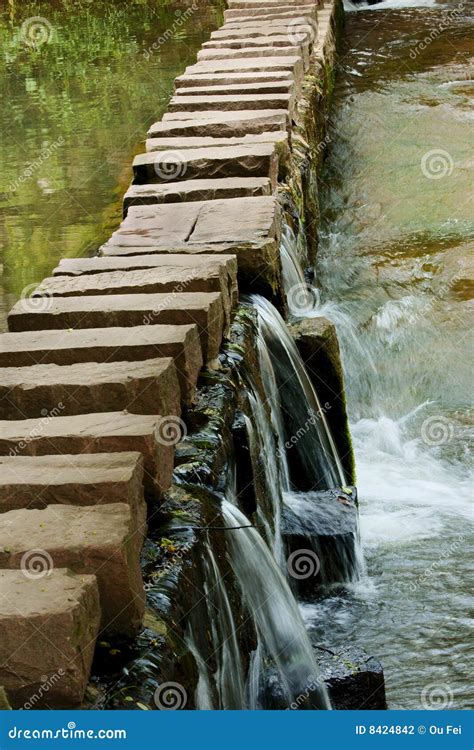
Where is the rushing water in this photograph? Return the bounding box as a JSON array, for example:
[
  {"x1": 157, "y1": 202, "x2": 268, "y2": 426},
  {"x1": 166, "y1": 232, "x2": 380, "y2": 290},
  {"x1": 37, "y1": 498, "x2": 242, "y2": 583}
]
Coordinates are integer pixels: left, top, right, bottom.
[
  {"x1": 304, "y1": 0, "x2": 474, "y2": 709},
  {"x1": 0, "y1": 0, "x2": 224, "y2": 329}
]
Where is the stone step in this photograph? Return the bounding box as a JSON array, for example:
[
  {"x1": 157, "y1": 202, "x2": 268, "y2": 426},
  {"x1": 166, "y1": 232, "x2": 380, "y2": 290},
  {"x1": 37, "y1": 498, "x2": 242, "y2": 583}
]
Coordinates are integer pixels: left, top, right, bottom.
[
  {"x1": 9, "y1": 293, "x2": 225, "y2": 362},
  {"x1": 132, "y1": 143, "x2": 279, "y2": 189},
  {"x1": 0, "y1": 324, "x2": 202, "y2": 407},
  {"x1": 174, "y1": 71, "x2": 294, "y2": 89},
  {"x1": 0, "y1": 411, "x2": 175, "y2": 499},
  {"x1": 184, "y1": 56, "x2": 304, "y2": 84},
  {"x1": 224, "y1": 6, "x2": 318, "y2": 23},
  {"x1": 21, "y1": 261, "x2": 234, "y2": 331},
  {"x1": 145, "y1": 132, "x2": 288, "y2": 150},
  {"x1": 196, "y1": 46, "x2": 308, "y2": 74},
  {"x1": 0, "y1": 569, "x2": 100, "y2": 708},
  {"x1": 0, "y1": 452, "x2": 145, "y2": 515},
  {"x1": 210, "y1": 23, "x2": 314, "y2": 41},
  {"x1": 98, "y1": 197, "x2": 281, "y2": 295},
  {"x1": 0, "y1": 504, "x2": 145, "y2": 636},
  {"x1": 228, "y1": 0, "x2": 314, "y2": 8},
  {"x1": 0, "y1": 356, "x2": 181, "y2": 420},
  {"x1": 167, "y1": 94, "x2": 293, "y2": 118},
  {"x1": 174, "y1": 81, "x2": 293, "y2": 96},
  {"x1": 148, "y1": 110, "x2": 288, "y2": 138},
  {"x1": 123, "y1": 177, "x2": 272, "y2": 215}
]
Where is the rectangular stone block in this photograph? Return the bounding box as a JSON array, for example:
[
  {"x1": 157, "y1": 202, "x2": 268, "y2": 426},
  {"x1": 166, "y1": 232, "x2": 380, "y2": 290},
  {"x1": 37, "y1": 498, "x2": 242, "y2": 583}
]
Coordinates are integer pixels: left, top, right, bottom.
[
  {"x1": 174, "y1": 81, "x2": 293, "y2": 96},
  {"x1": 167, "y1": 94, "x2": 293, "y2": 118},
  {"x1": 0, "y1": 324, "x2": 202, "y2": 406},
  {"x1": 0, "y1": 569, "x2": 100, "y2": 708},
  {"x1": 9, "y1": 293, "x2": 225, "y2": 362},
  {"x1": 0, "y1": 356, "x2": 181, "y2": 420},
  {"x1": 133, "y1": 143, "x2": 279, "y2": 188},
  {"x1": 0, "y1": 412, "x2": 175, "y2": 499},
  {"x1": 0, "y1": 452, "x2": 146, "y2": 516},
  {"x1": 0, "y1": 504, "x2": 145, "y2": 636},
  {"x1": 124, "y1": 177, "x2": 272, "y2": 214},
  {"x1": 210, "y1": 24, "x2": 313, "y2": 41},
  {"x1": 149, "y1": 110, "x2": 288, "y2": 139},
  {"x1": 174, "y1": 71, "x2": 293, "y2": 89},
  {"x1": 145, "y1": 133, "x2": 288, "y2": 150},
  {"x1": 184, "y1": 56, "x2": 304, "y2": 82}
]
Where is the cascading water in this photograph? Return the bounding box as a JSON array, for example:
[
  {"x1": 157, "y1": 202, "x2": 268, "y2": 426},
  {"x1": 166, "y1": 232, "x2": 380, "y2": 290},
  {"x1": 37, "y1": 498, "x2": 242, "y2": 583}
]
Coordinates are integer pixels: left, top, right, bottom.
[
  {"x1": 303, "y1": 1, "x2": 473, "y2": 708},
  {"x1": 222, "y1": 500, "x2": 332, "y2": 710}
]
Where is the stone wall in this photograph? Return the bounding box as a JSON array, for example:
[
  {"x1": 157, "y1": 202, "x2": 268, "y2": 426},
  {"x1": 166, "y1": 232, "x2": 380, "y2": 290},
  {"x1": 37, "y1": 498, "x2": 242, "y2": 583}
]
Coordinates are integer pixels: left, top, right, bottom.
[{"x1": 0, "y1": 0, "x2": 352, "y2": 709}]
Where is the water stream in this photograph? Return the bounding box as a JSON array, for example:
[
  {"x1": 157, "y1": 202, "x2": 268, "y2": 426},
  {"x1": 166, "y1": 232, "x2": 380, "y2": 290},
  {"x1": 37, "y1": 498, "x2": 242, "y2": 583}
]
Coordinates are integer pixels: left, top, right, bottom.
[{"x1": 303, "y1": 0, "x2": 473, "y2": 709}]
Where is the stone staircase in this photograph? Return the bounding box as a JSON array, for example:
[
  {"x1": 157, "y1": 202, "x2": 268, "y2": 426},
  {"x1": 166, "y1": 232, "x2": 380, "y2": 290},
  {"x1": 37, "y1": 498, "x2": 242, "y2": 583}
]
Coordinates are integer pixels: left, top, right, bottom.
[{"x1": 0, "y1": 0, "x2": 338, "y2": 708}]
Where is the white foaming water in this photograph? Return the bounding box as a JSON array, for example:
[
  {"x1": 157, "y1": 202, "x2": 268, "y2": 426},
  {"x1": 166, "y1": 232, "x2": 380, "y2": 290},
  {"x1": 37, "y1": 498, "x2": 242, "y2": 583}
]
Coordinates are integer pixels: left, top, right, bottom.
[{"x1": 344, "y1": 0, "x2": 439, "y2": 10}]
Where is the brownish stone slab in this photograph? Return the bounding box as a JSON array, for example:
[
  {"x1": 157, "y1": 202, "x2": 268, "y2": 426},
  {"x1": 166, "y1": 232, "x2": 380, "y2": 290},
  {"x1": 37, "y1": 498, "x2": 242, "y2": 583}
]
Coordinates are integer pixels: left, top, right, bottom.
[
  {"x1": 0, "y1": 504, "x2": 145, "y2": 636},
  {"x1": 0, "y1": 569, "x2": 100, "y2": 708},
  {"x1": 0, "y1": 411, "x2": 175, "y2": 499},
  {"x1": 167, "y1": 94, "x2": 293, "y2": 117},
  {"x1": 0, "y1": 356, "x2": 181, "y2": 420},
  {"x1": 9, "y1": 293, "x2": 225, "y2": 362},
  {"x1": 174, "y1": 71, "x2": 293, "y2": 89},
  {"x1": 0, "y1": 452, "x2": 145, "y2": 515},
  {"x1": 184, "y1": 56, "x2": 304, "y2": 81},
  {"x1": 148, "y1": 110, "x2": 288, "y2": 138},
  {"x1": 173, "y1": 81, "x2": 293, "y2": 96},
  {"x1": 0, "y1": 325, "x2": 202, "y2": 407},
  {"x1": 132, "y1": 143, "x2": 279, "y2": 188},
  {"x1": 123, "y1": 177, "x2": 272, "y2": 214}
]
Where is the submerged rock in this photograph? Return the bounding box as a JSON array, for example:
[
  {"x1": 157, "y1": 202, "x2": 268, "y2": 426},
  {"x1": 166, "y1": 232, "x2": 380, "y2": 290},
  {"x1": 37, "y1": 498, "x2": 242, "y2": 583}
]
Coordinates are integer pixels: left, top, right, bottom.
[{"x1": 317, "y1": 646, "x2": 387, "y2": 710}]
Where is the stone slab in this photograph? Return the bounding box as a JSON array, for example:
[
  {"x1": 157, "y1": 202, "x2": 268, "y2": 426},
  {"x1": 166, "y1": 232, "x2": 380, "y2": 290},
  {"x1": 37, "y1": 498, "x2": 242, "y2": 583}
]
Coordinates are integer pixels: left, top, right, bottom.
[
  {"x1": 0, "y1": 411, "x2": 175, "y2": 499},
  {"x1": 0, "y1": 324, "x2": 202, "y2": 406},
  {"x1": 318, "y1": 646, "x2": 387, "y2": 710},
  {"x1": 0, "y1": 504, "x2": 145, "y2": 636},
  {"x1": 148, "y1": 110, "x2": 288, "y2": 138},
  {"x1": 9, "y1": 293, "x2": 225, "y2": 362},
  {"x1": 196, "y1": 47, "x2": 307, "y2": 71},
  {"x1": 173, "y1": 81, "x2": 293, "y2": 95},
  {"x1": 0, "y1": 356, "x2": 181, "y2": 420},
  {"x1": 0, "y1": 569, "x2": 100, "y2": 708},
  {"x1": 124, "y1": 177, "x2": 272, "y2": 214},
  {"x1": 145, "y1": 133, "x2": 288, "y2": 150},
  {"x1": 167, "y1": 94, "x2": 293, "y2": 118},
  {"x1": 0, "y1": 452, "x2": 145, "y2": 515},
  {"x1": 174, "y1": 71, "x2": 294, "y2": 89},
  {"x1": 184, "y1": 56, "x2": 304, "y2": 81},
  {"x1": 132, "y1": 143, "x2": 279, "y2": 188},
  {"x1": 210, "y1": 25, "x2": 313, "y2": 41}
]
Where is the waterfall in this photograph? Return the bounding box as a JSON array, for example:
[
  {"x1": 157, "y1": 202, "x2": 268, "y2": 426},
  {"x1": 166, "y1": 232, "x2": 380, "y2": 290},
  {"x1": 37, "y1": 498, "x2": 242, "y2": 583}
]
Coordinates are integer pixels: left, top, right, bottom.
[
  {"x1": 222, "y1": 500, "x2": 332, "y2": 710},
  {"x1": 251, "y1": 295, "x2": 346, "y2": 491}
]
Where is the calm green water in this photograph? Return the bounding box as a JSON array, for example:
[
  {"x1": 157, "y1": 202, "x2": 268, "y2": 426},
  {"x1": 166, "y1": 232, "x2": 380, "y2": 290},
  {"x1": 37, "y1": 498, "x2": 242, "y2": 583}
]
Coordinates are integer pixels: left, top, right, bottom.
[{"x1": 0, "y1": 0, "x2": 224, "y2": 329}]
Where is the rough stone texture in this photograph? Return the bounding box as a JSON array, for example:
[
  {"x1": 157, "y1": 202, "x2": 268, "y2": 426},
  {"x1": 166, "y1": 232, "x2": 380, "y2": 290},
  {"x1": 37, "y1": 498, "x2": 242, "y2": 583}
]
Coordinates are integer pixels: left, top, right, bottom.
[
  {"x1": 210, "y1": 24, "x2": 313, "y2": 41},
  {"x1": 124, "y1": 177, "x2": 272, "y2": 214},
  {"x1": 168, "y1": 93, "x2": 292, "y2": 114},
  {"x1": 0, "y1": 504, "x2": 145, "y2": 636},
  {"x1": 98, "y1": 197, "x2": 281, "y2": 297},
  {"x1": 132, "y1": 144, "x2": 279, "y2": 188},
  {"x1": 184, "y1": 56, "x2": 304, "y2": 83},
  {"x1": 0, "y1": 357, "x2": 181, "y2": 420},
  {"x1": 0, "y1": 569, "x2": 100, "y2": 708},
  {"x1": 196, "y1": 48, "x2": 307, "y2": 74},
  {"x1": 0, "y1": 324, "x2": 202, "y2": 406},
  {"x1": 174, "y1": 81, "x2": 293, "y2": 95},
  {"x1": 145, "y1": 132, "x2": 288, "y2": 150},
  {"x1": 8, "y1": 293, "x2": 224, "y2": 363},
  {"x1": 317, "y1": 646, "x2": 387, "y2": 710},
  {"x1": 224, "y1": 10, "x2": 317, "y2": 24},
  {"x1": 0, "y1": 452, "x2": 146, "y2": 517},
  {"x1": 288, "y1": 316, "x2": 355, "y2": 482},
  {"x1": 282, "y1": 488, "x2": 359, "y2": 595},
  {"x1": 148, "y1": 110, "x2": 288, "y2": 138},
  {"x1": 0, "y1": 412, "x2": 175, "y2": 499},
  {"x1": 174, "y1": 71, "x2": 294, "y2": 89}
]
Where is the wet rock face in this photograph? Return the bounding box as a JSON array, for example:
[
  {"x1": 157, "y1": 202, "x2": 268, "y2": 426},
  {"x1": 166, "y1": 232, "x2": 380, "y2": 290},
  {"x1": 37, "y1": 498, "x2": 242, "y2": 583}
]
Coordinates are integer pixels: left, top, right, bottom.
[
  {"x1": 288, "y1": 316, "x2": 356, "y2": 483},
  {"x1": 282, "y1": 487, "x2": 360, "y2": 593},
  {"x1": 317, "y1": 646, "x2": 387, "y2": 710}
]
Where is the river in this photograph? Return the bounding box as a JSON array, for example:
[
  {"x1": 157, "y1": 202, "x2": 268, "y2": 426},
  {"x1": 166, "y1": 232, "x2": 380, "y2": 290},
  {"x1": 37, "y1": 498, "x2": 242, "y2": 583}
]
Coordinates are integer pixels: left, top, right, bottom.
[{"x1": 305, "y1": 0, "x2": 473, "y2": 710}]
